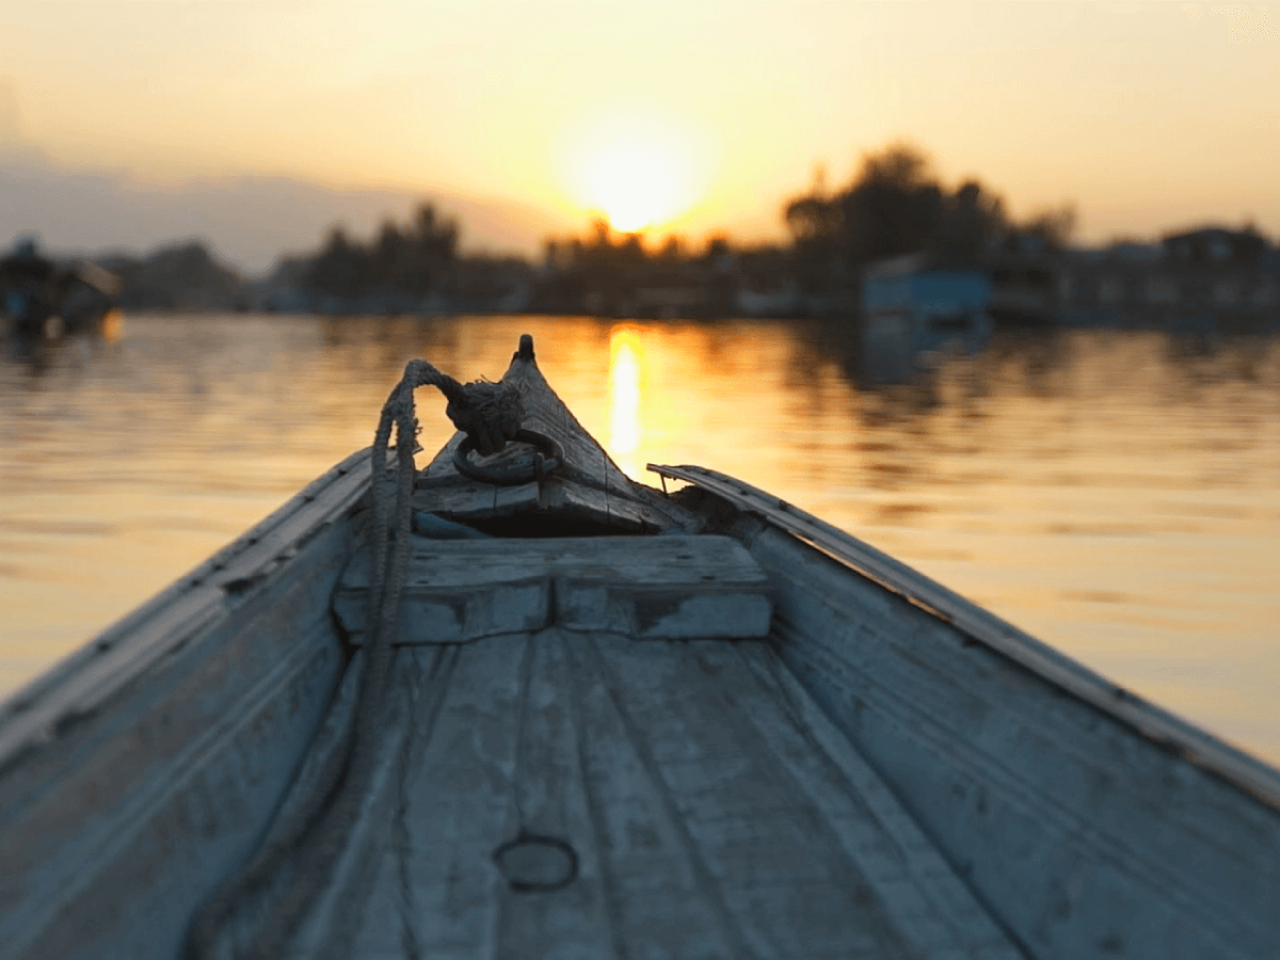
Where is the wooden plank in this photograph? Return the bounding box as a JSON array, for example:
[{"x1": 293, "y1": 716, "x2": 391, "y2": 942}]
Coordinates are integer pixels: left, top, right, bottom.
[
  {"x1": 413, "y1": 473, "x2": 676, "y2": 532},
  {"x1": 0, "y1": 523, "x2": 353, "y2": 960},
  {"x1": 483, "y1": 632, "x2": 619, "y2": 960},
  {"x1": 731, "y1": 642, "x2": 1019, "y2": 958},
  {"x1": 285, "y1": 646, "x2": 449, "y2": 960},
  {"x1": 295, "y1": 637, "x2": 531, "y2": 958},
  {"x1": 578, "y1": 633, "x2": 1015, "y2": 958},
  {"x1": 729, "y1": 508, "x2": 1280, "y2": 959},
  {"x1": 0, "y1": 447, "x2": 375, "y2": 765},
  {"x1": 255, "y1": 628, "x2": 1016, "y2": 958},
  {"x1": 650, "y1": 462, "x2": 1280, "y2": 811},
  {"x1": 413, "y1": 477, "x2": 533, "y2": 522},
  {"x1": 333, "y1": 535, "x2": 773, "y2": 643},
  {"x1": 0, "y1": 449, "x2": 380, "y2": 960}
]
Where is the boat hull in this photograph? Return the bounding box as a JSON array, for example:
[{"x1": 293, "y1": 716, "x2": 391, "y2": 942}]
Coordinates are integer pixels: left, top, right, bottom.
[
  {"x1": 0, "y1": 452, "x2": 371, "y2": 960},
  {"x1": 735, "y1": 512, "x2": 1280, "y2": 958}
]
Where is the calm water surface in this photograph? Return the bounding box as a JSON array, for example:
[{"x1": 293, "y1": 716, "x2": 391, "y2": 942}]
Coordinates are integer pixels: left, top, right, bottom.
[{"x1": 2, "y1": 313, "x2": 1278, "y2": 763}]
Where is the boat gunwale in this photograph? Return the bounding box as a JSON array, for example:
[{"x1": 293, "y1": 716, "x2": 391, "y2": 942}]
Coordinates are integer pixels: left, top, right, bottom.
[
  {"x1": 0, "y1": 446, "x2": 383, "y2": 768},
  {"x1": 650, "y1": 461, "x2": 1280, "y2": 812}
]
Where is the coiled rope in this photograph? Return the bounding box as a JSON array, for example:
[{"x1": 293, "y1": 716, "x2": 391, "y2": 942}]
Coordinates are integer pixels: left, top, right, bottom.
[{"x1": 184, "y1": 359, "x2": 522, "y2": 960}]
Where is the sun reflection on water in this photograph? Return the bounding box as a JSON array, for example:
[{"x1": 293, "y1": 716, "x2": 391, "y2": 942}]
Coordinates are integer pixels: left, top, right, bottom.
[{"x1": 607, "y1": 325, "x2": 643, "y2": 476}]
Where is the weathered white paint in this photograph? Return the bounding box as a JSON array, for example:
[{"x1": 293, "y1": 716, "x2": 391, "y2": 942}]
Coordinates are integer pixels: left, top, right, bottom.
[
  {"x1": 221, "y1": 629, "x2": 1020, "y2": 959},
  {"x1": 333, "y1": 535, "x2": 774, "y2": 643},
  {"x1": 0, "y1": 450, "x2": 376, "y2": 960},
  {"x1": 650, "y1": 462, "x2": 1280, "y2": 809},
  {"x1": 652, "y1": 465, "x2": 1280, "y2": 959}
]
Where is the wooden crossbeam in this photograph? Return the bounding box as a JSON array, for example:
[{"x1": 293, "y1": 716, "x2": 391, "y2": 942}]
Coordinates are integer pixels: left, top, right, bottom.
[{"x1": 333, "y1": 535, "x2": 773, "y2": 644}]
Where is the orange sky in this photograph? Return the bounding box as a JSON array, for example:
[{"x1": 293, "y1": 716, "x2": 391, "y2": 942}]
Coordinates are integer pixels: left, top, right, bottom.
[{"x1": 1, "y1": 0, "x2": 1278, "y2": 249}]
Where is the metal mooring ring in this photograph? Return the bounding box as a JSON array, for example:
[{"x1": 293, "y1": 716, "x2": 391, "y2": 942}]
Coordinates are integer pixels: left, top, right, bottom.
[{"x1": 453, "y1": 428, "x2": 563, "y2": 486}]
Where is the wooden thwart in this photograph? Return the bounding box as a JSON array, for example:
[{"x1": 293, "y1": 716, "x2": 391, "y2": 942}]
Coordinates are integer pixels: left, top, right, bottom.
[
  {"x1": 333, "y1": 535, "x2": 773, "y2": 644},
  {"x1": 411, "y1": 474, "x2": 674, "y2": 532}
]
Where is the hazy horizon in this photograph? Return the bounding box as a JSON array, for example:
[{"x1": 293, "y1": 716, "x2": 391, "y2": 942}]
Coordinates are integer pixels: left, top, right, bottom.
[
  {"x1": 2, "y1": 1, "x2": 1278, "y2": 269},
  {"x1": 0, "y1": 145, "x2": 581, "y2": 273}
]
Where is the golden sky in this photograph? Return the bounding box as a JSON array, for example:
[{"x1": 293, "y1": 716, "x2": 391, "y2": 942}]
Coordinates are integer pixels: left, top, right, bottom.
[{"x1": 1, "y1": 0, "x2": 1278, "y2": 247}]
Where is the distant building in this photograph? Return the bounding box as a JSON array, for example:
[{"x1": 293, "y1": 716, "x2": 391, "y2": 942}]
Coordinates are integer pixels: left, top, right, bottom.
[
  {"x1": 1161, "y1": 226, "x2": 1268, "y2": 267},
  {"x1": 857, "y1": 255, "x2": 992, "y2": 381},
  {"x1": 985, "y1": 252, "x2": 1058, "y2": 326},
  {"x1": 1048, "y1": 226, "x2": 1279, "y2": 331}
]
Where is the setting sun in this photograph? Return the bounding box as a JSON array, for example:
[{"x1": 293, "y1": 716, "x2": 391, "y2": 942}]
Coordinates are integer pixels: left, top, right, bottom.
[
  {"x1": 563, "y1": 112, "x2": 708, "y2": 234},
  {"x1": 581, "y1": 141, "x2": 685, "y2": 233}
]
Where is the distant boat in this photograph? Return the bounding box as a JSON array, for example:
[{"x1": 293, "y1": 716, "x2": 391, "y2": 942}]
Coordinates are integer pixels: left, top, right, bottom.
[
  {"x1": 1, "y1": 334, "x2": 1277, "y2": 959},
  {"x1": 0, "y1": 237, "x2": 121, "y2": 339}
]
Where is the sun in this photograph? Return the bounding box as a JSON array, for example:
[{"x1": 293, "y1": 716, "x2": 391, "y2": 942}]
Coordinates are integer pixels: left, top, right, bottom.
[
  {"x1": 564, "y1": 113, "x2": 706, "y2": 234},
  {"x1": 581, "y1": 140, "x2": 684, "y2": 233}
]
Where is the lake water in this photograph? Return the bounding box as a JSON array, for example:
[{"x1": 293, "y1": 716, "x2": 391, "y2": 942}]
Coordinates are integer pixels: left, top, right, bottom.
[{"x1": 2, "y1": 313, "x2": 1278, "y2": 764}]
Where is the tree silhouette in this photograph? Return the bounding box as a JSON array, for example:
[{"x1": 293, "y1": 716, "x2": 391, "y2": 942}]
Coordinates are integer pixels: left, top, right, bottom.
[
  {"x1": 1016, "y1": 204, "x2": 1077, "y2": 253},
  {"x1": 302, "y1": 203, "x2": 458, "y2": 301},
  {"x1": 781, "y1": 141, "x2": 1073, "y2": 293},
  {"x1": 932, "y1": 179, "x2": 1008, "y2": 265}
]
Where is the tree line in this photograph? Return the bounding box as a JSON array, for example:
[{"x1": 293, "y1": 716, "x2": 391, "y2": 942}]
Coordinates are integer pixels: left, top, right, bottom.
[
  {"x1": 537, "y1": 142, "x2": 1076, "y2": 295},
  {"x1": 302, "y1": 203, "x2": 459, "y2": 299},
  {"x1": 282, "y1": 141, "x2": 1079, "y2": 314},
  {"x1": 783, "y1": 143, "x2": 1074, "y2": 292}
]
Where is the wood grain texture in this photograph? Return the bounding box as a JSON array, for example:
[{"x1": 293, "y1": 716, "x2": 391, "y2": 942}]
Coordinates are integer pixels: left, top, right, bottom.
[
  {"x1": 727, "y1": 512, "x2": 1280, "y2": 960},
  {"x1": 415, "y1": 345, "x2": 699, "y2": 534},
  {"x1": 0, "y1": 452, "x2": 373, "y2": 960},
  {"x1": 652, "y1": 462, "x2": 1280, "y2": 810},
  {"x1": 333, "y1": 535, "x2": 774, "y2": 643},
  {"x1": 254, "y1": 628, "x2": 1017, "y2": 959}
]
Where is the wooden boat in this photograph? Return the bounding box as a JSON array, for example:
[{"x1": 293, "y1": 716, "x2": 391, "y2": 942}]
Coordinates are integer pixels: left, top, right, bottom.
[
  {"x1": 0, "y1": 238, "x2": 121, "y2": 340},
  {"x1": 1, "y1": 334, "x2": 1278, "y2": 960}
]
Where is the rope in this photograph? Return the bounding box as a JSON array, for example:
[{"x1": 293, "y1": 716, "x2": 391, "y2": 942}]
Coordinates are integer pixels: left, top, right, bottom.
[{"x1": 183, "y1": 359, "x2": 522, "y2": 960}]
